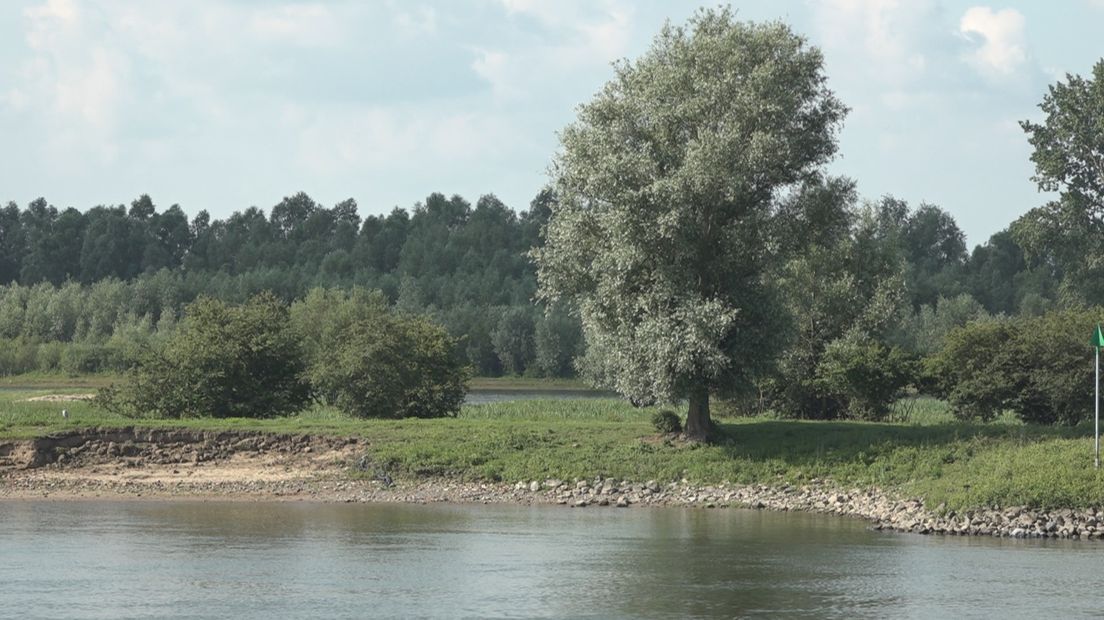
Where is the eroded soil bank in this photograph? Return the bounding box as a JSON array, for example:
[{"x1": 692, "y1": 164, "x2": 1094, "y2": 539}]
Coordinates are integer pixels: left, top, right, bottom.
[{"x1": 3, "y1": 427, "x2": 1104, "y2": 541}]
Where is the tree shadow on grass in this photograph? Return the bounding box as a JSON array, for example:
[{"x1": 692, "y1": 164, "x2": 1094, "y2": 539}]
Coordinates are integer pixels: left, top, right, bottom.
[{"x1": 711, "y1": 418, "x2": 1093, "y2": 468}]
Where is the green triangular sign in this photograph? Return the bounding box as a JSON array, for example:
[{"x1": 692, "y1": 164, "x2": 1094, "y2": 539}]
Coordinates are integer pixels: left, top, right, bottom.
[{"x1": 1093, "y1": 325, "x2": 1104, "y2": 348}]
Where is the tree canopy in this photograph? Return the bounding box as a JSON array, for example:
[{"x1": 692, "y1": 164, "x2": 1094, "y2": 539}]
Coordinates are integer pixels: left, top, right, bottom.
[
  {"x1": 535, "y1": 8, "x2": 847, "y2": 438},
  {"x1": 1015, "y1": 59, "x2": 1104, "y2": 303}
]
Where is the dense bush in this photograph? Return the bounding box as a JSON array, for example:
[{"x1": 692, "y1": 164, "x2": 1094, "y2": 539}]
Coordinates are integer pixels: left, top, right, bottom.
[
  {"x1": 930, "y1": 309, "x2": 1098, "y2": 425},
  {"x1": 1008, "y1": 310, "x2": 1094, "y2": 425},
  {"x1": 98, "y1": 293, "x2": 311, "y2": 418},
  {"x1": 815, "y1": 333, "x2": 916, "y2": 420},
  {"x1": 293, "y1": 288, "x2": 470, "y2": 418},
  {"x1": 927, "y1": 319, "x2": 1013, "y2": 422}
]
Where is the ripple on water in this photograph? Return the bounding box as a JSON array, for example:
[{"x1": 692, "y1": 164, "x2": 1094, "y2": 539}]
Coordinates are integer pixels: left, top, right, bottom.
[{"x1": 0, "y1": 501, "x2": 1098, "y2": 619}]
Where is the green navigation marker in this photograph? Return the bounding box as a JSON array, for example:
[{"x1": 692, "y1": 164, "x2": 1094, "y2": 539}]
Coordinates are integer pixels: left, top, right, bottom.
[{"x1": 1096, "y1": 324, "x2": 1103, "y2": 468}]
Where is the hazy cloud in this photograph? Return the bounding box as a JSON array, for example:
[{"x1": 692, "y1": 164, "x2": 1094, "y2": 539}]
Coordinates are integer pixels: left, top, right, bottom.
[
  {"x1": 813, "y1": 0, "x2": 936, "y2": 85},
  {"x1": 959, "y1": 6, "x2": 1029, "y2": 77},
  {"x1": 0, "y1": 0, "x2": 1095, "y2": 243},
  {"x1": 248, "y1": 4, "x2": 345, "y2": 47},
  {"x1": 392, "y1": 5, "x2": 438, "y2": 37},
  {"x1": 473, "y1": 0, "x2": 633, "y2": 102}
]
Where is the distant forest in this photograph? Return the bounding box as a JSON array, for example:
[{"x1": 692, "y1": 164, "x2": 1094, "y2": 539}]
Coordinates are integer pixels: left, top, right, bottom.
[{"x1": 0, "y1": 188, "x2": 1058, "y2": 378}]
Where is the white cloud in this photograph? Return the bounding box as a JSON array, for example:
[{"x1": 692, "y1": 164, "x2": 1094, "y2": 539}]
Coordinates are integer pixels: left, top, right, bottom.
[
  {"x1": 248, "y1": 4, "x2": 344, "y2": 47},
  {"x1": 472, "y1": 0, "x2": 633, "y2": 102},
  {"x1": 959, "y1": 7, "x2": 1028, "y2": 77},
  {"x1": 392, "y1": 5, "x2": 438, "y2": 37},
  {"x1": 53, "y1": 46, "x2": 128, "y2": 130},
  {"x1": 813, "y1": 0, "x2": 935, "y2": 85},
  {"x1": 295, "y1": 105, "x2": 516, "y2": 175},
  {"x1": 470, "y1": 48, "x2": 516, "y2": 99},
  {"x1": 15, "y1": 0, "x2": 134, "y2": 165},
  {"x1": 1, "y1": 88, "x2": 29, "y2": 112},
  {"x1": 810, "y1": 0, "x2": 956, "y2": 120},
  {"x1": 23, "y1": 0, "x2": 76, "y2": 30}
]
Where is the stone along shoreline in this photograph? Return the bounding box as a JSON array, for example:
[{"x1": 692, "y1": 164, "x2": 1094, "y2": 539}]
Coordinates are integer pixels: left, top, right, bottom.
[{"x1": 2, "y1": 427, "x2": 1102, "y2": 540}]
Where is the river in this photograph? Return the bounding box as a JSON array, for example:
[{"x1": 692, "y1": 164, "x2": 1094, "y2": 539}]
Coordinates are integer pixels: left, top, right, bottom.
[
  {"x1": 464, "y1": 388, "x2": 617, "y2": 405},
  {"x1": 0, "y1": 501, "x2": 1097, "y2": 618}
]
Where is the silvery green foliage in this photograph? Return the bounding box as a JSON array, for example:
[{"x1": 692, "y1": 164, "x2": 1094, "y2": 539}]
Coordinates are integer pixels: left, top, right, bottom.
[
  {"x1": 536, "y1": 8, "x2": 846, "y2": 405},
  {"x1": 1014, "y1": 60, "x2": 1104, "y2": 305}
]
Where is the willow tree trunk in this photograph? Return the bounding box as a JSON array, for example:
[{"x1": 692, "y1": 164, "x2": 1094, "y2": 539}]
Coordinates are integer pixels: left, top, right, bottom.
[{"x1": 684, "y1": 383, "x2": 713, "y2": 441}]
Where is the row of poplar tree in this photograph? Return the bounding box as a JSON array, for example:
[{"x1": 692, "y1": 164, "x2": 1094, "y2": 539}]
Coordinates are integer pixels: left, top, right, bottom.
[{"x1": 0, "y1": 183, "x2": 1066, "y2": 382}]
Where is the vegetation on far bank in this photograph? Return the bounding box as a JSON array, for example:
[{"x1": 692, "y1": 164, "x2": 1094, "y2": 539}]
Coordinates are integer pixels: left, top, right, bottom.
[
  {"x1": 3, "y1": 11, "x2": 1104, "y2": 515},
  {"x1": 5, "y1": 387, "x2": 1104, "y2": 513}
]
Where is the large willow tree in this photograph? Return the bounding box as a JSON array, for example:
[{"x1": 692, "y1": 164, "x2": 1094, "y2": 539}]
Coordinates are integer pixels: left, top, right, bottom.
[
  {"x1": 534, "y1": 8, "x2": 847, "y2": 439},
  {"x1": 1014, "y1": 59, "x2": 1104, "y2": 303}
]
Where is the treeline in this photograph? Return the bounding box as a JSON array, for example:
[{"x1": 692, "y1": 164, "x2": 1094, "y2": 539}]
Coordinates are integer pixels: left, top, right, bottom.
[
  {"x1": 0, "y1": 185, "x2": 1062, "y2": 383},
  {"x1": 0, "y1": 189, "x2": 1058, "y2": 314},
  {"x1": 0, "y1": 190, "x2": 582, "y2": 377},
  {"x1": 0, "y1": 192, "x2": 545, "y2": 302}
]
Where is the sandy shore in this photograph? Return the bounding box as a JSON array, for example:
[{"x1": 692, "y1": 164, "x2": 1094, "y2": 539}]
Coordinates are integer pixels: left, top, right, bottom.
[{"x1": 5, "y1": 427, "x2": 1104, "y2": 541}]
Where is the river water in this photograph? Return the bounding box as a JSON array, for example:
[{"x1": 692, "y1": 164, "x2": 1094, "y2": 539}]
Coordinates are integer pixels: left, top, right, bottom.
[
  {"x1": 1, "y1": 501, "x2": 1099, "y2": 619},
  {"x1": 464, "y1": 388, "x2": 617, "y2": 405}
]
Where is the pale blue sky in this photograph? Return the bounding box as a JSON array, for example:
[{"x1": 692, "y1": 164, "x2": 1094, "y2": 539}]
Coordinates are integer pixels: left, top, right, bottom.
[{"x1": 1, "y1": 1, "x2": 1101, "y2": 244}]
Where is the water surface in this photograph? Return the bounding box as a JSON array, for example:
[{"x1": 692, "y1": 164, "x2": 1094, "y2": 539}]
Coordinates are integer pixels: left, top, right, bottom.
[
  {"x1": 464, "y1": 388, "x2": 617, "y2": 405},
  {"x1": 0, "y1": 501, "x2": 1097, "y2": 619}
]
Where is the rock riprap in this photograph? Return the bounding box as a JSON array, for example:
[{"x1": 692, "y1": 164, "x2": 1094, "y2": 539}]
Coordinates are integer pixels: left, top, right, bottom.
[{"x1": 4, "y1": 428, "x2": 1104, "y2": 540}]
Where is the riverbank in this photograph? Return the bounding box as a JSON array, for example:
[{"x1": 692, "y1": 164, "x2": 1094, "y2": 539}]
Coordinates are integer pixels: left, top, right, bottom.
[
  {"x1": 6, "y1": 384, "x2": 1104, "y2": 537},
  {"x1": 4, "y1": 425, "x2": 1104, "y2": 540}
]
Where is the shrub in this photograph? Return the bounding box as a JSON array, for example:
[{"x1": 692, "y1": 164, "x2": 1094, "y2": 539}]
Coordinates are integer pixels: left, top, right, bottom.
[
  {"x1": 711, "y1": 394, "x2": 771, "y2": 418},
  {"x1": 651, "y1": 410, "x2": 682, "y2": 434},
  {"x1": 35, "y1": 341, "x2": 64, "y2": 372},
  {"x1": 0, "y1": 338, "x2": 39, "y2": 376},
  {"x1": 97, "y1": 293, "x2": 311, "y2": 418},
  {"x1": 307, "y1": 314, "x2": 469, "y2": 418},
  {"x1": 815, "y1": 333, "x2": 916, "y2": 420},
  {"x1": 60, "y1": 343, "x2": 108, "y2": 376},
  {"x1": 930, "y1": 308, "x2": 1099, "y2": 425},
  {"x1": 293, "y1": 287, "x2": 470, "y2": 418},
  {"x1": 1007, "y1": 310, "x2": 1094, "y2": 425},
  {"x1": 927, "y1": 319, "x2": 1014, "y2": 422}
]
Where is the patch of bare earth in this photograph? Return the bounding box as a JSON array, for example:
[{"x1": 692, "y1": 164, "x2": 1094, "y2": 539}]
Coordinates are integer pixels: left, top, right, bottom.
[
  {"x1": 0, "y1": 428, "x2": 535, "y2": 504},
  {"x1": 0, "y1": 428, "x2": 367, "y2": 500},
  {"x1": 22, "y1": 393, "x2": 96, "y2": 402}
]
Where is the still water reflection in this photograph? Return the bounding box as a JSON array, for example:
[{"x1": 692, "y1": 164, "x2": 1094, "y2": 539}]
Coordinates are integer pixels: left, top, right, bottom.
[
  {"x1": 464, "y1": 389, "x2": 617, "y2": 404},
  {"x1": 0, "y1": 501, "x2": 1098, "y2": 619}
]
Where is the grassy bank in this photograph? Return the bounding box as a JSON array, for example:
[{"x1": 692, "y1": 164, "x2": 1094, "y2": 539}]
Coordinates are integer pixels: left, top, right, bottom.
[
  {"x1": 3, "y1": 386, "x2": 1104, "y2": 512},
  {"x1": 0, "y1": 372, "x2": 120, "y2": 389},
  {"x1": 467, "y1": 376, "x2": 594, "y2": 391},
  {"x1": 0, "y1": 372, "x2": 591, "y2": 392}
]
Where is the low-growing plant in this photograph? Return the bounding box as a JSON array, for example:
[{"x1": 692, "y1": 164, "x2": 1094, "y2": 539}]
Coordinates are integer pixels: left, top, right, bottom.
[{"x1": 651, "y1": 410, "x2": 682, "y2": 434}]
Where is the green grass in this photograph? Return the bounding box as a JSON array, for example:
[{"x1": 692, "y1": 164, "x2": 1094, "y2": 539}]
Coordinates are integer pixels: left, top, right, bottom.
[
  {"x1": 0, "y1": 372, "x2": 121, "y2": 389},
  {"x1": 467, "y1": 376, "x2": 595, "y2": 391},
  {"x1": 3, "y1": 383, "x2": 1104, "y2": 511},
  {"x1": 459, "y1": 398, "x2": 648, "y2": 421}
]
